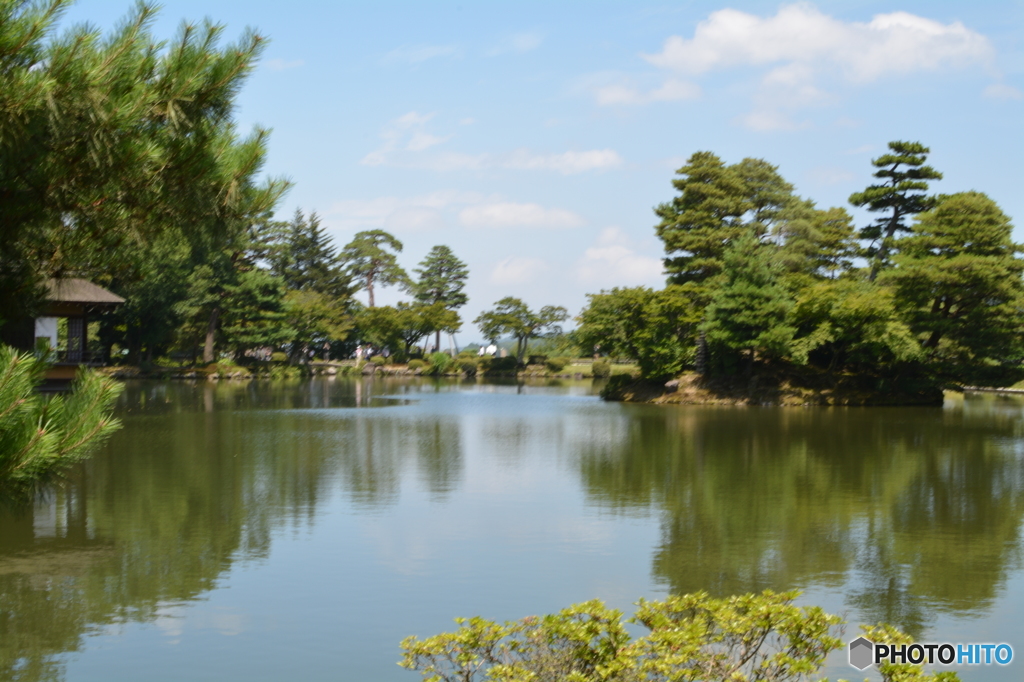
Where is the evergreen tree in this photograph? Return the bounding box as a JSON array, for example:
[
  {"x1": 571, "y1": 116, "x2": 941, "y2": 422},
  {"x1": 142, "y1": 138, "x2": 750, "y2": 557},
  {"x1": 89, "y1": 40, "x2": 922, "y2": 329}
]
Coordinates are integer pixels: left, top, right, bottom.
[
  {"x1": 733, "y1": 157, "x2": 797, "y2": 237},
  {"x1": 268, "y1": 209, "x2": 352, "y2": 297},
  {"x1": 656, "y1": 153, "x2": 797, "y2": 286},
  {"x1": 340, "y1": 230, "x2": 409, "y2": 307},
  {"x1": 776, "y1": 202, "x2": 860, "y2": 284},
  {"x1": 883, "y1": 192, "x2": 1024, "y2": 380},
  {"x1": 849, "y1": 141, "x2": 943, "y2": 280},
  {"x1": 176, "y1": 210, "x2": 290, "y2": 363},
  {"x1": 412, "y1": 245, "x2": 469, "y2": 352},
  {"x1": 655, "y1": 152, "x2": 748, "y2": 285},
  {"x1": 703, "y1": 235, "x2": 796, "y2": 367},
  {"x1": 0, "y1": 1, "x2": 287, "y2": 327}
]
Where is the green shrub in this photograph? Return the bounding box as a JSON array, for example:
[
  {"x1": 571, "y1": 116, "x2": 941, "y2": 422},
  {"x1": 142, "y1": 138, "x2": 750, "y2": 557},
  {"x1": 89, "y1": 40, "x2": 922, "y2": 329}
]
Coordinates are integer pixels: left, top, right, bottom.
[
  {"x1": 545, "y1": 356, "x2": 571, "y2": 373},
  {"x1": 488, "y1": 356, "x2": 519, "y2": 373},
  {"x1": 271, "y1": 351, "x2": 288, "y2": 363},
  {"x1": 370, "y1": 355, "x2": 387, "y2": 366},
  {"x1": 428, "y1": 352, "x2": 452, "y2": 374},
  {"x1": 408, "y1": 359, "x2": 426, "y2": 371},
  {"x1": 592, "y1": 358, "x2": 611, "y2": 378},
  {"x1": 400, "y1": 590, "x2": 859, "y2": 682},
  {"x1": 528, "y1": 354, "x2": 548, "y2": 366},
  {"x1": 458, "y1": 358, "x2": 478, "y2": 375}
]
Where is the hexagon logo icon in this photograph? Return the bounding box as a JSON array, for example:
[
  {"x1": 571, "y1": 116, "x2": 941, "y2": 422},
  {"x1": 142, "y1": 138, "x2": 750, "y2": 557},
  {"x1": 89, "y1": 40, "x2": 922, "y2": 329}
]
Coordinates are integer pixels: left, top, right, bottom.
[{"x1": 849, "y1": 636, "x2": 874, "y2": 670}]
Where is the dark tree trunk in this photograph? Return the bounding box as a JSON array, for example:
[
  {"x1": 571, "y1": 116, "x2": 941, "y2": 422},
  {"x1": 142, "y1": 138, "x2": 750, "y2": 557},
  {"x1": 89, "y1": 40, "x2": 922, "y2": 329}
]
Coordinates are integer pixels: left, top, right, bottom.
[
  {"x1": 203, "y1": 306, "x2": 221, "y2": 363},
  {"x1": 868, "y1": 212, "x2": 903, "y2": 282}
]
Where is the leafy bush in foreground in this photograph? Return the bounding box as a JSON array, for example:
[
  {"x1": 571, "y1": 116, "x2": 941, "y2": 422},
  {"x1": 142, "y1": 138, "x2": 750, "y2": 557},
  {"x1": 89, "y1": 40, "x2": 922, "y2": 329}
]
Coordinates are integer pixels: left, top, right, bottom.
[{"x1": 400, "y1": 590, "x2": 958, "y2": 682}]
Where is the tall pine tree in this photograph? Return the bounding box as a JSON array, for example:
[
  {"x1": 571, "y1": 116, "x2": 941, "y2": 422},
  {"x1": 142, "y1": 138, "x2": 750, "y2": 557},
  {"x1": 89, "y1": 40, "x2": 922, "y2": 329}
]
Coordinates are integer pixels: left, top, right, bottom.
[
  {"x1": 849, "y1": 141, "x2": 942, "y2": 280},
  {"x1": 412, "y1": 245, "x2": 469, "y2": 352}
]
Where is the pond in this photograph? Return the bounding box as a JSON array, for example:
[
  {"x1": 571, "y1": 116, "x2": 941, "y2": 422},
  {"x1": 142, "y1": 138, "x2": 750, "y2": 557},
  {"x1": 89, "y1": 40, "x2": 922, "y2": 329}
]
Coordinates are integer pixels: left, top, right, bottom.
[{"x1": 1, "y1": 378, "x2": 1022, "y2": 681}]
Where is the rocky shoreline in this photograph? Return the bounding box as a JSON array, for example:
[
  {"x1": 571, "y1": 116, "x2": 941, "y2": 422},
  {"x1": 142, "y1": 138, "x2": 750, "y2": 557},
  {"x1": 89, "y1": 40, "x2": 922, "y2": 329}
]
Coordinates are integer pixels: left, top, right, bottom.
[{"x1": 601, "y1": 371, "x2": 946, "y2": 407}]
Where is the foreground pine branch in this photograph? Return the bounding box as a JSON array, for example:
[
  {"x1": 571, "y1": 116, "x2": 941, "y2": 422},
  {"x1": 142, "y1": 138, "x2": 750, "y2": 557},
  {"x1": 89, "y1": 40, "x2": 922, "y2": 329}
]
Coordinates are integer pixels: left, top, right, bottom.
[{"x1": 0, "y1": 346, "x2": 123, "y2": 495}]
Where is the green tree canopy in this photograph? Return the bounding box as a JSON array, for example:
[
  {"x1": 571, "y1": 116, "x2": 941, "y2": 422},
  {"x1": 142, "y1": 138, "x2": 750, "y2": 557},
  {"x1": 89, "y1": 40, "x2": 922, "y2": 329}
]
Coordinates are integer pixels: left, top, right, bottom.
[
  {"x1": 775, "y1": 203, "x2": 859, "y2": 284},
  {"x1": 0, "y1": 0, "x2": 286, "y2": 326},
  {"x1": 655, "y1": 153, "x2": 797, "y2": 286},
  {"x1": 574, "y1": 286, "x2": 701, "y2": 379},
  {"x1": 264, "y1": 209, "x2": 352, "y2": 298},
  {"x1": 703, "y1": 235, "x2": 796, "y2": 365},
  {"x1": 340, "y1": 230, "x2": 409, "y2": 308},
  {"x1": 882, "y1": 192, "x2": 1024, "y2": 382},
  {"x1": 474, "y1": 298, "x2": 568, "y2": 363}
]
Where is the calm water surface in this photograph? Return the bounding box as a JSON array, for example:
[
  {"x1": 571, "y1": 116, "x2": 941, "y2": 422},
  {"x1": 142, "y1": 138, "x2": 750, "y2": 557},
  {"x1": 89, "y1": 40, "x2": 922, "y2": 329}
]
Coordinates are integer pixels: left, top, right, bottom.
[{"x1": 1, "y1": 378, "x2": 1022, "y2": 681}]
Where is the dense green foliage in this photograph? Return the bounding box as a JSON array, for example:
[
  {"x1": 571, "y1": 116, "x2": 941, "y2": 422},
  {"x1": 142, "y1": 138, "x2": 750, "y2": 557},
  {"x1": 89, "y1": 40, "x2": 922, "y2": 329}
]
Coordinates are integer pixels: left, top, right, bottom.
[
  {"x1": 0, "y1": 348, "x2": 122, "y2": 493},
  {"x1": 401, "y1": 590, "x2": 956, "y2": 682},
  {"x1": 0, "y1": 0, "x2": 287, "y2": 327},
  {"x1": 580, "y1": 142, "x2": 1023, "y2": 390},
  {"x1": 574, "y1": 286, "x2": 700, "y2": 379}
]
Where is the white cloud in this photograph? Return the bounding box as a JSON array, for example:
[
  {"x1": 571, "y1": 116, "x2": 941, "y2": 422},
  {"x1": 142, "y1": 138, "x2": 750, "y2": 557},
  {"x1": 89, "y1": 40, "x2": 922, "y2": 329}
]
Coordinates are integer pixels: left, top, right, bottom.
[
  {"x1": 361, "y1": 111, "x2": 447, "y2": 166},
  {"x1": 489, "y1": 257, "x2": 550, "y2": 286},
  {"x1": 383, "y1": 44, "x2": 459, "y2": 65},
  {"x1": 503, "y1": 149, "x2": 623, "y2": 174},
  {"x1": 594, "y1": 78, "x2": 700, "y2": 106},
  {"x1": 327, "y1": 190, "x2": 487, "y2": 232},
  {"x1": 807, "y1": 166, "x2": 855, "y2": 186},
  {"x1": 459, "y1": 202, "x2": 584, "y2": 229},
  {"x1": 984, "y1": 83, "x2": 1023, "y2": 100},
  {"x1": 383, "y1": 206, "x2": 446, "y2": 232},
  {"x1": 736, "y1": 109, "x2": 809, "y2": 132},
  {"x1": 487, "y1": 31, "x2": 543, "y2": 56},
  {"x1": 644, "y1": 5, "x2": 992, "y2": 81},
  {"x1": 575, "y1": 228, "x2": 664, "y2": 287},
  {"x1": 642, "y1": 4, "x2": 995, "y2": 130},
  {"x1": 265, "y1": 58, "x2": 304, "y2": 72},
  {"x1": 406, "y1": 131, "x2": 449, "y2": 152},
  {"x1": 361, "y1": 114, "x2": 623, "y2": 173}
]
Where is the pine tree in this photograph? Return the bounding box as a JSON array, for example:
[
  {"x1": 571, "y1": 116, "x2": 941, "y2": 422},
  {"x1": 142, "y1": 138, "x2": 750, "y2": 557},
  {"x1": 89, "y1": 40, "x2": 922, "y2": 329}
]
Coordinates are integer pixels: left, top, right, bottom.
[
  {"x1": 703, "y1": 235, "x2": 796, "y2": 367},
  {"x1": 883, "y1": 192, "x2": 1024, "y2": 377},
  {"x1": 271, "y1": 210, "x2": 352, "y2": 297},
  {"x1": 656, "y1": 153, "x2": 797, "y2": 286},
  {"x1": 0, "y1": 1, "x2": 287, "y2": 328},
  {"x1": 340, "y1": 230, "x2": 409, "y2": 307},
  {"x1": 474, "y1": 299, "x2": 568, "y2": 364},
  {"x1": 655, "y1": 152, "x2": 748, "y2": 285},
  {"x1": 0, "y1": 347, "x2": 122, "y2": 495},
  {"x1": 776, "y1": 202, "x2": 859, "y2": 283},
  {"x1": 849, "y1": 141, "x2": 943, "y2": 280},
  {"x1": 412, "y1": 245, "x2": 469, "y2": 352}
]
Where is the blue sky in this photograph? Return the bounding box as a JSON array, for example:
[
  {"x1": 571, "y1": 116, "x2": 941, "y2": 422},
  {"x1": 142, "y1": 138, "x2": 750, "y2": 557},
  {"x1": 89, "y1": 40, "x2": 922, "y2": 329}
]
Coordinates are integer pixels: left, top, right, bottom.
[{"x1": 67, "y1": 1, "x2": 1023, "y2": 343}]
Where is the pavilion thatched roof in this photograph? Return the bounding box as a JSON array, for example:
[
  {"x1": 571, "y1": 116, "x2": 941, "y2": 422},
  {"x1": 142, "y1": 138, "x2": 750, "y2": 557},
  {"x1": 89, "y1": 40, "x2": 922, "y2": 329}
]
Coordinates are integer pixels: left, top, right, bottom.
[{"x1": 45, "y1": 278, "x2": 124, "y2": 305}]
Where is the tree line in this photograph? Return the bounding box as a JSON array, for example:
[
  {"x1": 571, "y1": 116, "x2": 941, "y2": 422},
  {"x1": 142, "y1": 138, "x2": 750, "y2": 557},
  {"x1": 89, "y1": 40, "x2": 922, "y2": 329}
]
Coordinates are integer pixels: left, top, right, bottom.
[{"x1": 575, "y1": 142, "x2": 1022, "y2": 389}]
